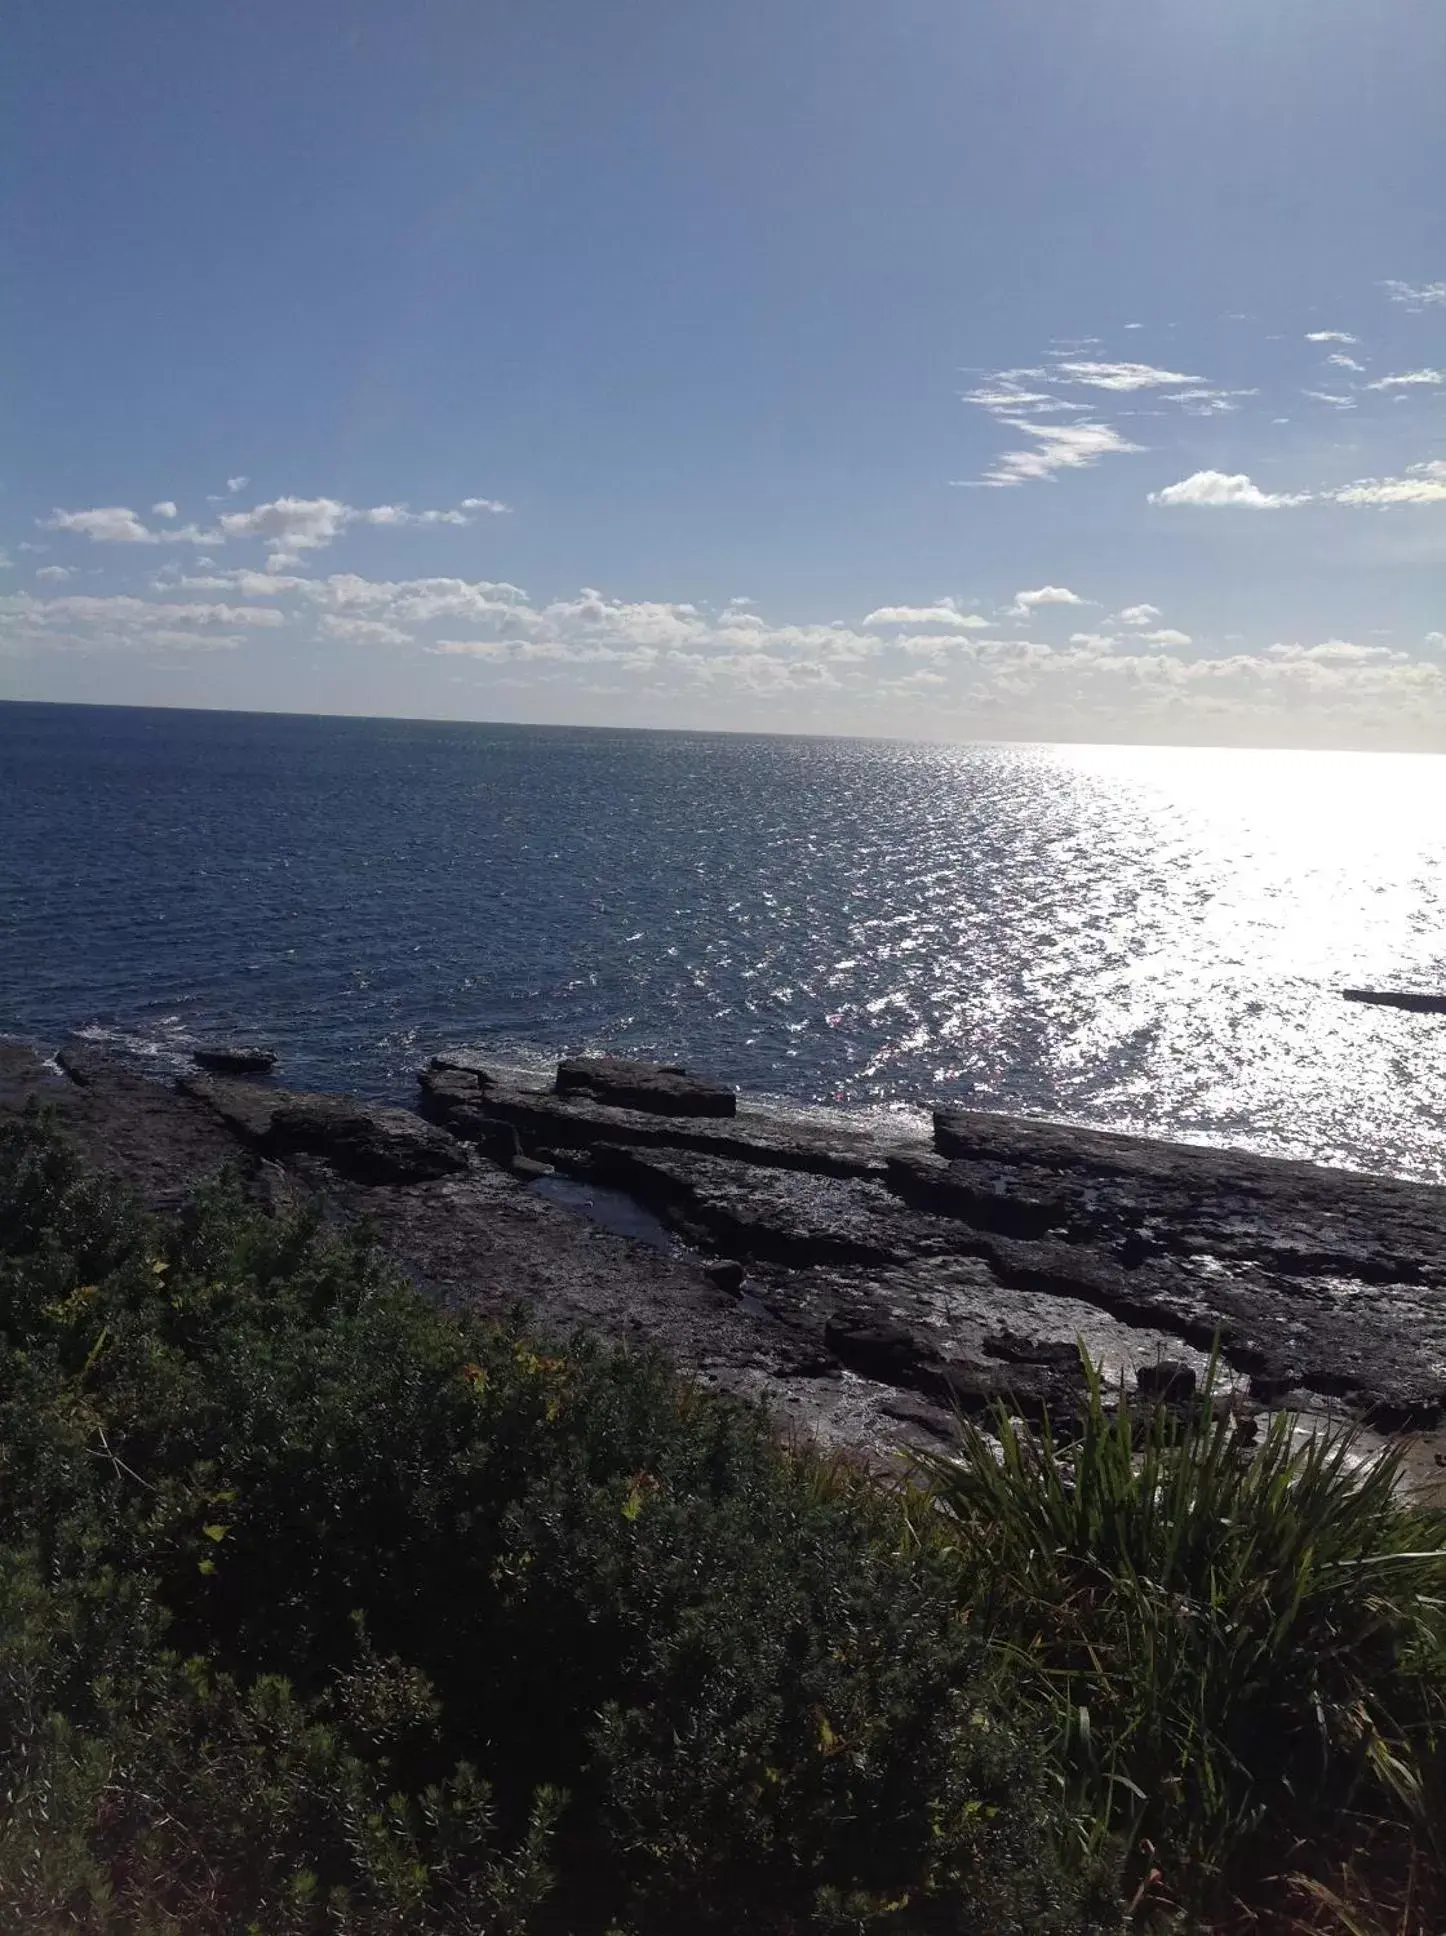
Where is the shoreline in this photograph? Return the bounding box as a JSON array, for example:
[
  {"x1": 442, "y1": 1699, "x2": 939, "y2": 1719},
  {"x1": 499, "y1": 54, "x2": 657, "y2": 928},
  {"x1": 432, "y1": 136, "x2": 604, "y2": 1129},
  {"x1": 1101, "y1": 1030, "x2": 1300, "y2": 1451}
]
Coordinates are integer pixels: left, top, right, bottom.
[{"x1": 5, "y1": 1033, "x2": 1446, "y2": 1475}]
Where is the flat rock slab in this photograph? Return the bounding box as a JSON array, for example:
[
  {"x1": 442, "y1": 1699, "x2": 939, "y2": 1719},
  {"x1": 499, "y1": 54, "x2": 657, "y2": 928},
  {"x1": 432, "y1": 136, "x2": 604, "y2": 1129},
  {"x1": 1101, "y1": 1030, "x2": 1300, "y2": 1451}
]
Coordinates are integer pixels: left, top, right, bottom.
[
  {"x1": 191, "y1": 1045, "x2": 278, "y2": 1074},
  {"x1": 418, "y1": 1059, "x2": 897, "y2": 1177},
  {"x1": 179, "y1": 1077, "x2": 468, "y2": 1186},
  {"x1": 556, "y1": 1054, "x2": 736, "y2": 1117}
]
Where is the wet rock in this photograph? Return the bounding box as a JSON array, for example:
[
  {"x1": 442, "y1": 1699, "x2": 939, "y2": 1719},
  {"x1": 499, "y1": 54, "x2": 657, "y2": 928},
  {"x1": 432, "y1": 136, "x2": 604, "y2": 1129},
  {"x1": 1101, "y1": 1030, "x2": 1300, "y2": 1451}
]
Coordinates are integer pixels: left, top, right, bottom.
[
  {"x1": 191, "y1": 1045, "x2": 277, "y2": 1075},
  {"x1": 556, "y1": 1055, "x2": 737, "y2": 1118}
]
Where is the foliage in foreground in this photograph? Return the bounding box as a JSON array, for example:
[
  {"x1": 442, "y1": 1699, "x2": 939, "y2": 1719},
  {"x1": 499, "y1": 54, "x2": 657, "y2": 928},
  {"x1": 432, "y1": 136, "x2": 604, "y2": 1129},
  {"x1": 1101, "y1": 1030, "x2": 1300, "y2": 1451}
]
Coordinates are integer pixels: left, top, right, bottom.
[
  {"x1": 0, "y1": 1108, "x2": 1087, "y2": 1935},
  {"x1": 912, "y1": 1358, "x2": 1446, "y2": 1927}
]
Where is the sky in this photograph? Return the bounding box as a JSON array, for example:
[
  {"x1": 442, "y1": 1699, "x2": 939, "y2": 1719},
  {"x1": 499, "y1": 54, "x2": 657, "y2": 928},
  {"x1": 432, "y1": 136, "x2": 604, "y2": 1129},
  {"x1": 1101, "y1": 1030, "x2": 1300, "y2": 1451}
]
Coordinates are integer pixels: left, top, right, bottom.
[{"x1": 4, "y1": 0, "x2": 1445, "y2": 749}]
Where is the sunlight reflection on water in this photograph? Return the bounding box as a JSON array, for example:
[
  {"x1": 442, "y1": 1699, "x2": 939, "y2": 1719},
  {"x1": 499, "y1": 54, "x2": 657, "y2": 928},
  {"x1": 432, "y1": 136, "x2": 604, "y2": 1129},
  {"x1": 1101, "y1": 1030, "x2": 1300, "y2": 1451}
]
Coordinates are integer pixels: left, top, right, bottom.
[{"x1": 3, "y1": 711, "x2": 1444, "y2": 1180}]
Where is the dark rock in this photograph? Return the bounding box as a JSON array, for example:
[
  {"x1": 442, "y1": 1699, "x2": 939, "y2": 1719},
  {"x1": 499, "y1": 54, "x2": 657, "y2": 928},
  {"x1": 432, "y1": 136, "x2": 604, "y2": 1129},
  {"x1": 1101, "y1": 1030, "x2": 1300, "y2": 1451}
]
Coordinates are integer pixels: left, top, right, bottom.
[
  {"x1": 924, "y1": 1356, "x2": 1086, "y2": 1429},
  {"x1": 509, "y1": 1154, "x2": 553, "y2": 1182},
  {"x1": 824, "y1": 1311, "x2": 939, "y2": 1385},
  {"x1": 414, "y1": 1060, "x2": 892, "y2": 1177},
  {"x1": 191, "y1": 1045, "x2": 277, "y2": 1075},
  {"x1": 266, "y1": 1097, "x2": 468, "y2": 1185},
  {"x1": 418, "y1": 1064, "x2": 483, "y2": 1122},
  {"x1": 428, "y1": 1051, "x2": 503, "y2": 1082},
  {"x1": 556, "y1": 1055, "x2": 736, "y2": 1118},
  {"x1": 1135, "y1": 1359, "x2": 1198, "y2": 1404},
  {"x1": 983, "y1": 1332, "x2": 1081, "y2": 1371},
  {"x1": 1343, "y1": 989, "x2": 1446, "y2": 1015},
  {"x1": 449, "y1": 1111, "x2": 522, "y2": 1164},
  {"x1": 704, "y1": 1259, "x2": 746, "y2": 1294}
]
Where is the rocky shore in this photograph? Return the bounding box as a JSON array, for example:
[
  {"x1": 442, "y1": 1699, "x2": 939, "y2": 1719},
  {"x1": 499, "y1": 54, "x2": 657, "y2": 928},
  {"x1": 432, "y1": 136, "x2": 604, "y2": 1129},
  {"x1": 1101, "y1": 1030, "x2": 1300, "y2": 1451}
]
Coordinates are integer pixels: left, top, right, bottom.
[{"x1": 5, "y1": 1036, "x2": 1446, "y2": 1462}]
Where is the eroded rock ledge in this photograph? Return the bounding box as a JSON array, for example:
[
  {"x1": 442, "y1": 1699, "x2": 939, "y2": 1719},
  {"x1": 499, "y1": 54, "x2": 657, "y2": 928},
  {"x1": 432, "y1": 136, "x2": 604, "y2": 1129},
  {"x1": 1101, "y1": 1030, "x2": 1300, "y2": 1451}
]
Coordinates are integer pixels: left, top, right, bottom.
[{"x1": 5, "y1": 1037, "x2": 1446, "y2": 1460}]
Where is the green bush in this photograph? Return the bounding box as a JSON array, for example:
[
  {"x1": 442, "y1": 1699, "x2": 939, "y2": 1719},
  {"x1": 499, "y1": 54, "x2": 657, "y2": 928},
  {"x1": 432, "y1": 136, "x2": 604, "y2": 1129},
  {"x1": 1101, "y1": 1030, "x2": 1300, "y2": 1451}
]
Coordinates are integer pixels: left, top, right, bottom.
[
  {"x1": 912, "y1": 1355, "x2": 1446, "y2": 1923},
  {"x1": 0, "y1": 1108, "x2": 1088, "y2": 1934}
]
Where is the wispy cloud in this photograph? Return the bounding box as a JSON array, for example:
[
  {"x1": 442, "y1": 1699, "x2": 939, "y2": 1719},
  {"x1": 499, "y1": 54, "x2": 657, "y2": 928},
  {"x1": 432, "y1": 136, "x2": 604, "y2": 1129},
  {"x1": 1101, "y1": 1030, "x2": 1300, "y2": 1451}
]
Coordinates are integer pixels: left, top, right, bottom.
[
  {"x1": 1331, "y1": 460, "x2": 1446, "y2": 507},
  {"x1": 1148, "y1": 471, "x2": 1311, "y2": 509},
  {"x1": 1382, "y1": 280, "x2": 1446, "y2": 311},
  {"x1": 1325, "y1": 353, "x2": 1364, "y2": 373},
  {"x1": 1305, "y1": 330, "x2": 1359, "y2": 344},
  {"x1": 966, "y1": 419, "x2": 1144, "y2": 488},
  {"x1": 1364, "y1": 369, "x2": 1444, "y2": 391},
  {"x1": 1117, "y1": 604, "x2": 1162, "y2": 627},
  {"x1": 41, "y1": 493, "x2": 511, "y2": 570},
  {"x1": 1052, "y1": 360, "x2": 1201, "y2": 391}
]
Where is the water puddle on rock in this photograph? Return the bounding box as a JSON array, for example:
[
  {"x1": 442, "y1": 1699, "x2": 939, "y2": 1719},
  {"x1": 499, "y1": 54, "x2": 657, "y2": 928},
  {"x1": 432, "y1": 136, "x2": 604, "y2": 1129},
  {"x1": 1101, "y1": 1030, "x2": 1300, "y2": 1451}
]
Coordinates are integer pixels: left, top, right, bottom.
[{"x1": 528, "y1": 1173, "x2": 680, "y2": 1253}]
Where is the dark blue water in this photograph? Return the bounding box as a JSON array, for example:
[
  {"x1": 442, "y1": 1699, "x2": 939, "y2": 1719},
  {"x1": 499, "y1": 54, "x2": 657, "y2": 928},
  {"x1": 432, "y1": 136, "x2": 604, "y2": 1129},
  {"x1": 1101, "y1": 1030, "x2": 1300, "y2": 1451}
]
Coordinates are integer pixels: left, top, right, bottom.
[{"x1": 4, "y1": 701, "x2": 1446, "y2": 1178}]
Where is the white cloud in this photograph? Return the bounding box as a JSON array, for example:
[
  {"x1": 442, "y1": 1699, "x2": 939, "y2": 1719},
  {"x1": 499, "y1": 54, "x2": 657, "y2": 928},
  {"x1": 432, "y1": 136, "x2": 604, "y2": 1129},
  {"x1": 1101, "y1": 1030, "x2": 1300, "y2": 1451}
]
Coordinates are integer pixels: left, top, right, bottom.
[
  {"x1": 1365, "y1": 369, "x2": 1444, "y2": 391},
  {"x1": 1326, "y1": 354, "x2": 1365, "y2": 373},
  {"x1": 1052, "y1": 360, "x2": 1201, "y2": 390},
  {"x1": 1382, "y1": 281, "x2": 1446, "y2": 312},
  {"x1": 1117, "y1": 604, "x2": 1162, "y2": 627},
  {"x1": 44, "y1": 492, "x2": 510, "y2": 569},
  {"x1": 1009, "y1": 585, "x2": 1084, "y2": 616},
  {"x1": 1303, "y1": 390, "x2": 1356, "y2": 410},
  {"x1": 1, "y1": 591, "x2": 285, "y2": 656},
  {"x1": 34, "y1": 565, "x2": 75, "y2": 582},
  {"x1": 1148, "y1": 470, "x2": 1311, "y2": 509},
  {"x1": 43, "y1": 506, "x2": 179, "y2": 545},
  {"x1": 1265, "y1": 640, "x2": 1402, "y2": 666},
  {"x1": 1143, "y1": 628, "x2": 1192, "y2": 647},
  {"x1": 318, "y1": 614, "x2": 416, "y2": 647},
  {"x1": 1069, "y1": 632, "x2": 1117, "y2": 649},
  {"x1": 1306, "y1": 331, "x2": 1359, "y2": 344},
  {"x1": 862, "y1": 602, "x2": 987, "y2": 630},
  {"x1": 1330, "y1": 460, "x2": 1446, "y2": 507},
  {"x1": 151, "y1": 501, "x2": 178, "y2": 519},
  {"x1": 459, "y1": 497, "x2": 511, "y2": 514},
  {"x1": 1427, "y1": 632, "x2": 1445, "y2": 651},
  {"x1": 968, "y1": 418, "x2": 1145, "y2": 488},
  {"x1": 226, "y1": 476, "x2": 249, "y2": 493}
]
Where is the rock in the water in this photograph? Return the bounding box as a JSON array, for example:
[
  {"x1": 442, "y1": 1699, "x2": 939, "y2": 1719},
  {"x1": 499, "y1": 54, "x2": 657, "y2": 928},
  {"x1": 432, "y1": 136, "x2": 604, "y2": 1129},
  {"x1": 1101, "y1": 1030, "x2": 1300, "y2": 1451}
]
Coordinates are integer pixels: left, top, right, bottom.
[
  {"x1": 191, "y1": 1045, "x2": 277, "y2": 1075},
  {"x1": 266, "y1": 1096, "x2": 468, "y2": 1185},
  {"x1": 1342, "y1": 989, "x2": 1446, "y2": 1016},
  {"x1": 556, "y1": 1055, "x2": 736, "y2": 1118}
]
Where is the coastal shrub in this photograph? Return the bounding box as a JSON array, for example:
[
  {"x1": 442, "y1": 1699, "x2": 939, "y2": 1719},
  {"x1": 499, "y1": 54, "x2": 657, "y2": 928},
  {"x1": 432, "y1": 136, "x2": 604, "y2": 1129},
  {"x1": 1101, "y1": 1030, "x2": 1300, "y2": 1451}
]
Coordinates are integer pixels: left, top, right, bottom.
[
  {"x1": 912, "y1": 1356, "x2": 1446, "y2": 1922},
  {"x1": 0, "y1": 1108, "x2": 1089, "y2": 1935}
]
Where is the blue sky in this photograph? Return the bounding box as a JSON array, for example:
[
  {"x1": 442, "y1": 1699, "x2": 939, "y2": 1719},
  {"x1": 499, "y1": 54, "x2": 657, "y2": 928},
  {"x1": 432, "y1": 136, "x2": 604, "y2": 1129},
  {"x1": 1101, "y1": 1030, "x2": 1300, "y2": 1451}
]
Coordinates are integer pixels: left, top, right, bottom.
[{"x1": 4, "y1": 0, "x2": 1444, "y2": 747}]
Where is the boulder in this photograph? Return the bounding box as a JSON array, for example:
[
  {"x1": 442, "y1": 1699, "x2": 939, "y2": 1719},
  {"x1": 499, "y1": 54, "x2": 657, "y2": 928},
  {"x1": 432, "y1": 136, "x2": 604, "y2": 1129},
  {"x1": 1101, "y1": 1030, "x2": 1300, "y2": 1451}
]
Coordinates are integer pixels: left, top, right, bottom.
[
  {"x1": 1135, "y1": 1359, "x2": 1198, "y2": 1404},
  {"x1": 556, "y1": 1055, "x2": 736, "y2": 1118},
  {"x1": 266, "y1": 1096, "x2": 468, "y2": 1185},
  {"x1": 191, "y1": 1045, "x2": 277, "y2": 1075}
]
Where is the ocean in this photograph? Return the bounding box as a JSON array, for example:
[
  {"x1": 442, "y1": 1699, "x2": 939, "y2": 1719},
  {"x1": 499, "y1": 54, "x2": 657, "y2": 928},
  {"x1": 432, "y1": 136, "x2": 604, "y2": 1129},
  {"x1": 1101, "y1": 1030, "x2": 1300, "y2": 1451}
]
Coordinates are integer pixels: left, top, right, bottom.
[{"x1": 3, "y1": 700, "x2": 1445, "y2": 1180}]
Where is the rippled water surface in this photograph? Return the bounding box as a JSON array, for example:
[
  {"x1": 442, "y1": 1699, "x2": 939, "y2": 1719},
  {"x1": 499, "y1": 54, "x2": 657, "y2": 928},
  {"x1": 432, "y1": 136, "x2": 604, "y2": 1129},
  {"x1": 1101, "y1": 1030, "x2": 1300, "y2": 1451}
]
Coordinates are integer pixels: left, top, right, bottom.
[{"x1": 4, "y1": 702, "x2": 1445, "y2": 1178}]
